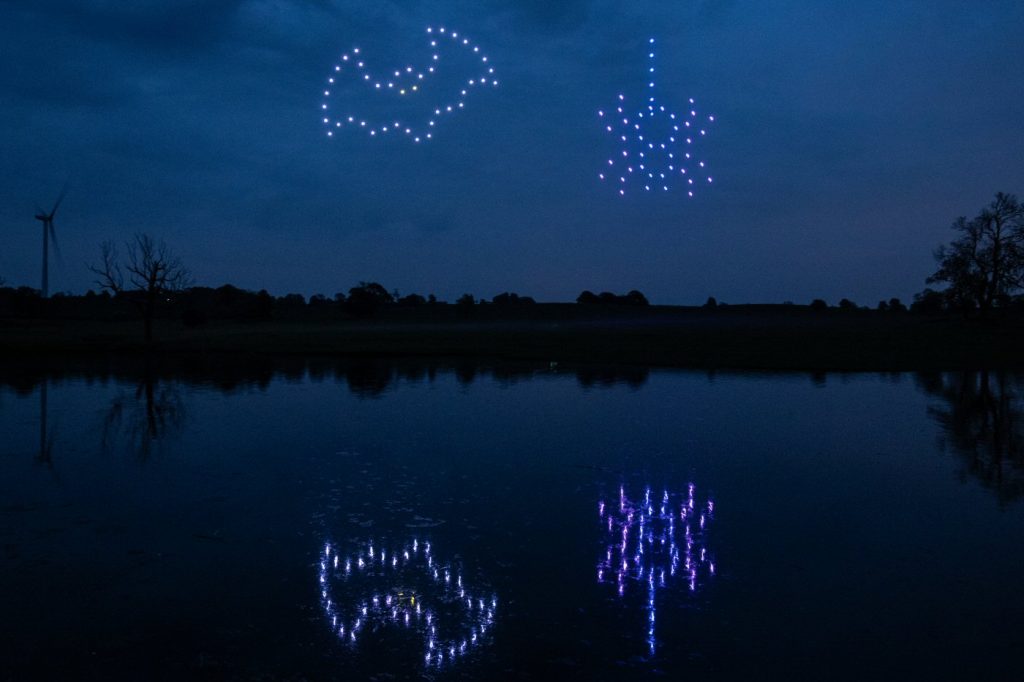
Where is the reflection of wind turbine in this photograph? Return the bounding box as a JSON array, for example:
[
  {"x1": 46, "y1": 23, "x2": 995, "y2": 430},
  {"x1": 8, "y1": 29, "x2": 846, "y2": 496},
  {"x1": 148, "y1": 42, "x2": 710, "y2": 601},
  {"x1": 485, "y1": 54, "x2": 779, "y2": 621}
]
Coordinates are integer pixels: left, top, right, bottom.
[
  {"x1": 33, "y1": 185, "x2": 68, "y2": 298},
  {"x1": 35, "y1": 379, "x2": 60, "y2": 480},
  {"x1": 37, "y1": 380, "x2": 54, "y2": 467}
]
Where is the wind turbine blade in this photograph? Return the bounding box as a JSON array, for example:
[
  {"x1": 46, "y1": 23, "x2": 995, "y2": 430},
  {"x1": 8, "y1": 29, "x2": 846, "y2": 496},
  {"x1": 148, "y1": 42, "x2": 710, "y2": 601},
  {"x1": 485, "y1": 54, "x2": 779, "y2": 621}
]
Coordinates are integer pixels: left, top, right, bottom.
[
  {"x1": 49, "y1": 222, "x2": 64, "y2": 266},
  {"x1": 50, "y1": 182, "x2": 69, "y2": 217}
]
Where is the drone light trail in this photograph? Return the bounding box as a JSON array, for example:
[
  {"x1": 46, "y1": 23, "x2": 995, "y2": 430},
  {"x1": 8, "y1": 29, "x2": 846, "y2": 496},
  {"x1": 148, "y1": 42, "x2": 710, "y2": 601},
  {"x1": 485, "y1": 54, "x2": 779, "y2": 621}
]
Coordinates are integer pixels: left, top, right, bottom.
[
  {"x1": 320, "y1": 27, "x2": 498, "y2": 143},
  {"x1": 597, "y1": 484, "x2": 716, "y2": 655},
  {"x1": 598, "y1": 39, "x2": 715, "y2": 197},
  {"x1": 318, "y1": 538, "x2": 497, "y2": 670}
]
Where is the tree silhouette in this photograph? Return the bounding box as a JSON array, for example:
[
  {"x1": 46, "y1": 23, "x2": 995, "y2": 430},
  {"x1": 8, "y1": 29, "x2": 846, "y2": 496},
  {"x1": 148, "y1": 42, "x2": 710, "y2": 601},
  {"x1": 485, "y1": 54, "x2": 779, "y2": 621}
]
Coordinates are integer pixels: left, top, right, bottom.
[
  {"x1": 576, "y1": 290, "x2": 649, "y2": 306},
  {"x1": 927, "y1": 192, "x2": 1024, "y2": 315},
  {"x1": 102, "y1": 374, "x2": 186, "y2": 460},
  {"x1": 346, "y1": 281, "x2": 393, "y2": 317},
  {"x1": 89, "y1": 234, "x2": 191, "y2": 341},
  {"x1": 918, "y1": 371, "x2": 1024, "y2": 505},
  {"x1": 888, "y1": 297, "x2": 907, "y2": 313},
  {"x1": 491, "y1": 292, "x2": 535, "y2": 306},
  {"x1": 911, "y1": 288, "x2": 945, "y2": 314},
  {"x1": 624, "y1": 290, "x2": 649, "y2": 306},
  {"x1": 398, "y1": 293, "x2": 427, "y2": 306}
]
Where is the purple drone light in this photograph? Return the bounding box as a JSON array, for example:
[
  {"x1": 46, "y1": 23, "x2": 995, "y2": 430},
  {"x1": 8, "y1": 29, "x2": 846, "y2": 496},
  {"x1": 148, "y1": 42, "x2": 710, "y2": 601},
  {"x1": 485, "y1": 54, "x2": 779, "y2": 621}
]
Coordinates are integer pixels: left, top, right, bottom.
[
  {"x1": 598, "y1": 38, "x2": 715, "y2": 197},
  {"x1": 597, "y1": 484, "x2": 716, "y2": 655}
]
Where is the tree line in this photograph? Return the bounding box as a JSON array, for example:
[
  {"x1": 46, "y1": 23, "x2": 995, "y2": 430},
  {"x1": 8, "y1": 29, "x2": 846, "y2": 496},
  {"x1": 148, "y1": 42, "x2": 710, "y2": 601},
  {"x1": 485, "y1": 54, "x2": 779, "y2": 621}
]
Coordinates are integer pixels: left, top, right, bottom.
[
  {"x1": 2, "y1": 192, "x2": 1022, "y2": 340},
  {"x1": 703, "y1": 192, "x2": 1024, "y2": 316}
]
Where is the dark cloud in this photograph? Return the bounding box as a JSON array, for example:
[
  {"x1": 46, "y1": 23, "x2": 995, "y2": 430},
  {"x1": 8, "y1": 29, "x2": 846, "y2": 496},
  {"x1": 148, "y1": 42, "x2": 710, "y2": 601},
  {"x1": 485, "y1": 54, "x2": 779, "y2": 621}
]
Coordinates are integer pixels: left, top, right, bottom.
[
  {"x1": 493, "y1": 0, "x2": 591, "y2": 31},
  {"x1": 24, "y1": 0, "x2": 245, "y2": 52}
]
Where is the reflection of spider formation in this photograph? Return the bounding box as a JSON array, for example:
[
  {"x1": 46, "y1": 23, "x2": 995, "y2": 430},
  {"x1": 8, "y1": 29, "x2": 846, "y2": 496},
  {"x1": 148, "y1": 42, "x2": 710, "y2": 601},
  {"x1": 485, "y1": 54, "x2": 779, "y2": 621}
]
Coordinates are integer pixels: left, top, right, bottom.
[
  {"x1": 318, "y1": 539, "x2": 496, "y2": 669},
  {"x1": 598, "y1": 485, "x2": 715, "y2": 654},
  {"x1": 598, "y1": 39, "x2": 715, "y2": 197}
]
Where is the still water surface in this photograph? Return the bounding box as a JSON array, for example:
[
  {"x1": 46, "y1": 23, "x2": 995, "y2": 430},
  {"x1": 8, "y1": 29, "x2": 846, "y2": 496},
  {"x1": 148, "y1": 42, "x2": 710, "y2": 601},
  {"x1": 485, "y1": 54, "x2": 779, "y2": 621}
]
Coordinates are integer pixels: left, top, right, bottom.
[{"x1": 1, "y1": 361, "x2": 1023, "y2": 680}]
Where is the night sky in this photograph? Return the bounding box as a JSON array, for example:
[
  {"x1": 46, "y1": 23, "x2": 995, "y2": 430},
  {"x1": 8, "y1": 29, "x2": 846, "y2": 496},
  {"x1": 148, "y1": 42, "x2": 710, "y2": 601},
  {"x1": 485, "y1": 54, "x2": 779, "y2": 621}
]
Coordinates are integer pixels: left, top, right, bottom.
[{"x1": 2, "y1": 1, "x2": 1022, "y2": 304}]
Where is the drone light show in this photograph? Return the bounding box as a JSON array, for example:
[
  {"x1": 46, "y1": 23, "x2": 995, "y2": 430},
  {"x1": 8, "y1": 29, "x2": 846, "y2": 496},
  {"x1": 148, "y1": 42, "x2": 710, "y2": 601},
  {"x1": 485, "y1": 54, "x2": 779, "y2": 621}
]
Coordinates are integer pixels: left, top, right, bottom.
[
  {"x1": 598, "y1": 39, "x2": 715, "y2": 197},
  {"x1": 319, "y1": 26, "x2": 498, "y2": 143},
  {"x1": 317, "y1": 538, "x2": 497, "y2": 670},
  {"x1": 597, "y1": 484, "x2": 716, "y2": 655}
]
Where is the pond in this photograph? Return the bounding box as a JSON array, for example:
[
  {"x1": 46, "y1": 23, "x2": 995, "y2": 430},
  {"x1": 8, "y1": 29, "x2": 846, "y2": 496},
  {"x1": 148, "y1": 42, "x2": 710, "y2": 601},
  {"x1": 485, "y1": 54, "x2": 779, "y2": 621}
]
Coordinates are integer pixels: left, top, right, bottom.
[{"x1": 2, "y1": 359, "x2": 1023, "y2": 680}]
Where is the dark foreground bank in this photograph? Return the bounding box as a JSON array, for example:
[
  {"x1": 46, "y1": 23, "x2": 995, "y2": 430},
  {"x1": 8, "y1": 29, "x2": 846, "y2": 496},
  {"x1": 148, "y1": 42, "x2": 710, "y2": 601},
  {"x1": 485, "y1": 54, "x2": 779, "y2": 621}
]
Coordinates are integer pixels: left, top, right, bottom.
[{"x1": 2, "y1": 305, "x2": 1022, "y2": 370}]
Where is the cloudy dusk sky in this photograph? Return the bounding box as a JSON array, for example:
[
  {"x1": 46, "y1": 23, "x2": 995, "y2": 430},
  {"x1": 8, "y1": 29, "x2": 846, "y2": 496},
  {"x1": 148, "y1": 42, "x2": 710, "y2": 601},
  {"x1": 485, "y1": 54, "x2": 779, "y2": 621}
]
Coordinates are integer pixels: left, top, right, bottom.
[{"x1": 2, "y1": 0, "x2": 1022, "y2": 304}]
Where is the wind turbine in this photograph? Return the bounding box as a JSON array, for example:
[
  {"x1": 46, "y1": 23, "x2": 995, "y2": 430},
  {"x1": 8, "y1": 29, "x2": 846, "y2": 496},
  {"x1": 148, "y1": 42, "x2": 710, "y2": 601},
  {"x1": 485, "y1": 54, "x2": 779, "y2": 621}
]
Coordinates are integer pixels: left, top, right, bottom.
[{"x1": 34, "y1": 185, "x2": 68, "y2": 298}]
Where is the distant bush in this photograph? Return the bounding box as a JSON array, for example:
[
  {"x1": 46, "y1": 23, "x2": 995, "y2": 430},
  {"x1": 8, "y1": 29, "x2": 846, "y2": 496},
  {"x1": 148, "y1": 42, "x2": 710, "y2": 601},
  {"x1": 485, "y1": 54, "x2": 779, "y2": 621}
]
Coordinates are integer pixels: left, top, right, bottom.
[
  {"x1": 624, "y1": 290, "x2": 649, "y2": 306},
  {"x1": 254, "y1": 290, "x2": 273, "y2": 319},
  {"x1": 346, "y1": 282, "x2": 393, "y2": 318},
  {"x1": 838, "y1": 298, "x2": 857, "y2": 310},
  {"x1": 703, "y1": 296, "x2": 718, "y2": 309},
  {"x1": 911, "y1": 288, "x2": 945, "y2": 315},
  {"x1": 577, "y1": 290, "x2": 649, "y2": 306},
  {"x1": 888, "y1": 297, "x2": 907, "y2": 313},
  {"x1": 492, "y1": 292, "x2": 536, "y2": 306},
  {"x1": 278, "y1": 293, "x2": 306, "y2": 307},
  {"x1": 810, "y1": 299, "x2": 828, "y2": 311},
  {"x1": 0, "y1": 286, "x2": 43, "y2": 317},
  {"x1": 398, "y1": 293, "x2": 427, "y2": 306}
]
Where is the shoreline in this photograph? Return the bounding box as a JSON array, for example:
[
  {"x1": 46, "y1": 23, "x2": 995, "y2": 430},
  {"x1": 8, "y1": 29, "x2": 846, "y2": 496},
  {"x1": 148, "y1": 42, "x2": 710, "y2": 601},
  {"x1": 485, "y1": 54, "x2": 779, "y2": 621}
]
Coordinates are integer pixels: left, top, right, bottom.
[{"x1": 2, "y1": 307, "x2": 1022, "y2": 371}]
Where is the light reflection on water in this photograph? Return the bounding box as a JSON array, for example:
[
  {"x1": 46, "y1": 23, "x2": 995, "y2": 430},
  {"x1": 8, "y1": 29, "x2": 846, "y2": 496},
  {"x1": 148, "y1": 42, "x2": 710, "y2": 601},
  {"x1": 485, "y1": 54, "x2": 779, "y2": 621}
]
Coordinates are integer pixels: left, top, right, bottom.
[
  {"x1": 318, "y1": 538, "x2": 496, "y2": 670},
  {"x1": 5, "y1": 364, "x2": 1024, "y2": 679},
  {"x1": 598, "y1": 484, "x2": 715, "y2": 655}
]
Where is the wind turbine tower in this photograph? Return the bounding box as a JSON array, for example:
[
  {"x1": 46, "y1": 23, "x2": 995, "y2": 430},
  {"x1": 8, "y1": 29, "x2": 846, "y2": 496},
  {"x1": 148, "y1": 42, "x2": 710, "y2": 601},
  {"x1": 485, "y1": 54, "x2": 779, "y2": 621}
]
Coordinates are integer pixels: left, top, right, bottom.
[{"x1": 34, "y1": 186, "x2": 67, "y2": 298}]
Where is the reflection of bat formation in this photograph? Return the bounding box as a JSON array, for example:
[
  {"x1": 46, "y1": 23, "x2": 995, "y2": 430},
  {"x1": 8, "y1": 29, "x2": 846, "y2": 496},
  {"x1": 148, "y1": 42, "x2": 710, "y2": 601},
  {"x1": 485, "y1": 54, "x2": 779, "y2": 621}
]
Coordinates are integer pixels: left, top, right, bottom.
[
  {"x1": 598, "y1": 485, "x2": 716, "y2": 654},
  {"x1": 598, "y1": 39, "x2": 715, "y2": 197},
  {"x1": 320, "y1": 26, "x2": 498, "y2": 143},
  {"x1": 318, "y1": 539, "x2": 496, "y2": 669}
]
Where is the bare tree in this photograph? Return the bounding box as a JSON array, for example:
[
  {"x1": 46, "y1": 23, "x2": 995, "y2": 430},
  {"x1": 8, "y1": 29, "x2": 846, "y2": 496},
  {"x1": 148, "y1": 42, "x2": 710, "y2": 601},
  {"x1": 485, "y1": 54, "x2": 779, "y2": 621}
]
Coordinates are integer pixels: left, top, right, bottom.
[
  {"x1": 89, "y1": 234, "x2": 192, "y2": 342},
  {"x1": 918, "y1": 371, "x2": 1024, "y2": 505},
  {"x1": 101, "y1": 374, "x2": 186, "y2": 460},
  {"x1": 927, "y1": 193, "x2": 1024, "y2": 314}
]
